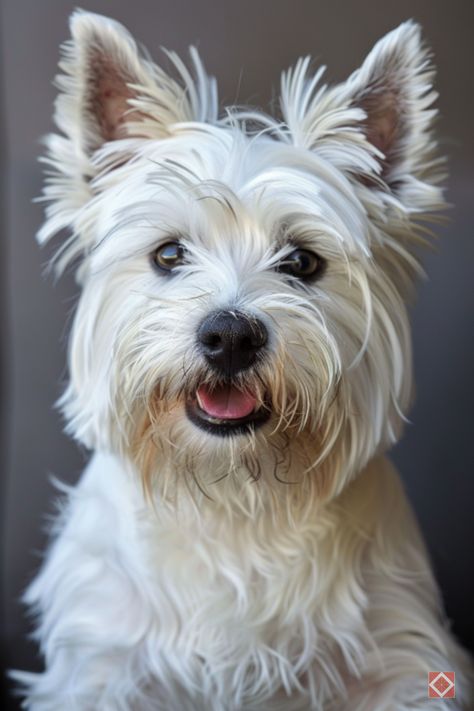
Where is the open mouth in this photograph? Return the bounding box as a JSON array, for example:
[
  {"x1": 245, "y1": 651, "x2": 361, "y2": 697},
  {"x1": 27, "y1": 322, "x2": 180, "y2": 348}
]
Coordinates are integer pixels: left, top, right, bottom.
[{"x1": 186, "y1": 383, "x2": 270, "y2": 436}]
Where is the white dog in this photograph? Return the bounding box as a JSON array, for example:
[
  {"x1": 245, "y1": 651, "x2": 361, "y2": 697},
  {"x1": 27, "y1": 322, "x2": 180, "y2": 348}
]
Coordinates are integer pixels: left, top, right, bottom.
[{"x1": 15, "y1": 11, "x2": 472, "y2": 710}]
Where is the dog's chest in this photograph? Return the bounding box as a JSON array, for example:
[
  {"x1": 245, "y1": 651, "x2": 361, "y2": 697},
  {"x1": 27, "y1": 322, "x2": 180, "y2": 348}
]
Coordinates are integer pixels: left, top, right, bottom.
[
  {"x1": 72, "y1": 455, "x2": 373, "y2": 705},
  {"x1": 135, "y1": 498, "x2": 365, "y2": 698}
]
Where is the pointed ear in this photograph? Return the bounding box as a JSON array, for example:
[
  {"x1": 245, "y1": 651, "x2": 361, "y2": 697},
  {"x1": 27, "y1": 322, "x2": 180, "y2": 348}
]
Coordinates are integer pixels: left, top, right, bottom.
[
  {"x1": 281, "y1": 22, "x2": 441, "y2": 197},
  {"x1": 38, "y1": 11, "x2": 217, "y2": 261},
  {"x1": 58, "y1": 11, "x2": 155, "y2": 154},
  {"x1": 344, "y1": 21, "x2": 439, "y2": 188},
  {"x1": 56, "y1": 10, "x2": 216, "y2": 156}
]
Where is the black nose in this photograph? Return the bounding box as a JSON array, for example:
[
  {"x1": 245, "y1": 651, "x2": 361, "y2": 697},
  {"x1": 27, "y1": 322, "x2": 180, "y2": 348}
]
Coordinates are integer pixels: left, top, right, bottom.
[{"x1": 198, "y1": 310, "x2": 267, "y2": 376}]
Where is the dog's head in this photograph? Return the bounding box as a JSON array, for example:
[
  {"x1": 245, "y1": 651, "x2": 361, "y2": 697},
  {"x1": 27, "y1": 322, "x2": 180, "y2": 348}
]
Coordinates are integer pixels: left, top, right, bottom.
[{"x1": 41, "y1": 12, "x2": 443, "y2": 504}]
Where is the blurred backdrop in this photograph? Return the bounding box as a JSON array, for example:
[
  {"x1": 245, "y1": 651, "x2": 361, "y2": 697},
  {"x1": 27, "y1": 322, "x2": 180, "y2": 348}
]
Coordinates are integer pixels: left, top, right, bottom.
[{"x1": 1, "y1": 0, "x2": 473, "y2": 706}]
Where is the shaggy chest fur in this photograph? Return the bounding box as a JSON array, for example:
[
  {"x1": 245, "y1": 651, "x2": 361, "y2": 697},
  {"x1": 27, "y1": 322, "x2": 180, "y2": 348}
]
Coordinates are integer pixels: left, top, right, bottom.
[
  {"x1": 30, "y1": 453, "x2": 382, "y2": 709},
  {"x1": 20, "y1": 451, "x2": 472, "y2": 709}
]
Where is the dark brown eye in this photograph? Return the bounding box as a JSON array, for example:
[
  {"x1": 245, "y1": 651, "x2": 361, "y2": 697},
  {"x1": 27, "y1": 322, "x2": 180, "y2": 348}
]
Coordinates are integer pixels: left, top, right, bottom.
[
  {"x1": 152, "y1": 241, "x2": 185, "y2": 272},
  {"x1": 277, "y1": 248, "x2": 325, "y2": 280}
]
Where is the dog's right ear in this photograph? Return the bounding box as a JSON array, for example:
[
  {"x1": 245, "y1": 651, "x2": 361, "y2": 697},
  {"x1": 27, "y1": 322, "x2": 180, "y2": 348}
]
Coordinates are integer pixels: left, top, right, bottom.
[
  {"x1": 56, "y1": 11, "x2": 219, "y2": 154},
  {"x1": 39, "y1": 11, "x2": 217, "y2": 261}
]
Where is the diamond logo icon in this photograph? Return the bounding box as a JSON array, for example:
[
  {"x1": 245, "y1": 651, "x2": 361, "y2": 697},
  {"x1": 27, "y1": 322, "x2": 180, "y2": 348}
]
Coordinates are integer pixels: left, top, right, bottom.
[{"x1": 428, "y1": 671, "x2": 455, "y2": 698}]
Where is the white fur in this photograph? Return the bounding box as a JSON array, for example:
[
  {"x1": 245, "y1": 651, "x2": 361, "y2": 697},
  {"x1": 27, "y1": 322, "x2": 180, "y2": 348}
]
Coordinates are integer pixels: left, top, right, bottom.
[{"x1": 14, "y1": 11, "x2": 472, "y2": 710}]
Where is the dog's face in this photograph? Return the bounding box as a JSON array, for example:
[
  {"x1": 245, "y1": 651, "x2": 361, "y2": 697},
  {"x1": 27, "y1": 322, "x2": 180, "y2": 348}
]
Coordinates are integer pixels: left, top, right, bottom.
[{"x1": 42, "y1": 13, "x2": 442, "y2": 503}]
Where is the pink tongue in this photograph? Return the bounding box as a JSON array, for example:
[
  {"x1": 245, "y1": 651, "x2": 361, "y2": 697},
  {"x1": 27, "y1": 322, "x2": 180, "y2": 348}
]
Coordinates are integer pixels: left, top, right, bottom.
[{"x1": 197, "y1": 384, "x2": 257, "y2": 420}]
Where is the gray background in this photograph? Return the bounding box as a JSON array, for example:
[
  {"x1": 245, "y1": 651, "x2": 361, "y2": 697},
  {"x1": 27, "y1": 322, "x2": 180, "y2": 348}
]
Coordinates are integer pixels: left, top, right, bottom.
[{"x1": 1, "y1": 0, "x2": 473, "y2": 705}]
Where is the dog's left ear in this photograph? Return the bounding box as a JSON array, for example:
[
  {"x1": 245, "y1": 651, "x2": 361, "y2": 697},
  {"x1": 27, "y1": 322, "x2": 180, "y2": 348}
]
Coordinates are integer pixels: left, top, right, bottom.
[{"x1": 281, "y1": 22, "x2": 441, "y2": 200}]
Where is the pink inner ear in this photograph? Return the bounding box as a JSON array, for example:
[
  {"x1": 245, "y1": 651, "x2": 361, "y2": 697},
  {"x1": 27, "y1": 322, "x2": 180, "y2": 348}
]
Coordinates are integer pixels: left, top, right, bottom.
[
  {"x1": 99, "y1": 84, "x2": 131, "y2": 141},
  {"x1": 88, "y1": 55, "x2": 144, "y2": 143},
  {"x1": 360, "y1": 88, "x2": 401, "y2": 176}
]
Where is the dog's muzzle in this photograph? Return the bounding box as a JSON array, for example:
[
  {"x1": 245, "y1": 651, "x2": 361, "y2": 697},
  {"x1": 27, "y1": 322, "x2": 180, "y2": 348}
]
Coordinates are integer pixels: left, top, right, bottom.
[{"x1": 186, "y1": 310, "x2": 270, "y2": 436}]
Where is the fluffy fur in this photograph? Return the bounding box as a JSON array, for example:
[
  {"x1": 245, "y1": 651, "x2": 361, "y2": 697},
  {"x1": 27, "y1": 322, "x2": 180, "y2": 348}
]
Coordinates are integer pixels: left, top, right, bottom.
[{"x1": 15, "y1": 11, "x2": 472, "y2": 709}]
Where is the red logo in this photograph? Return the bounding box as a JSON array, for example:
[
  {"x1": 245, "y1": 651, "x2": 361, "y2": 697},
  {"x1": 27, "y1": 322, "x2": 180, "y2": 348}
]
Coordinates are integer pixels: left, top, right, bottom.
[{"x1": 428, "y1": 671, "x2": 455, "y2": 698}]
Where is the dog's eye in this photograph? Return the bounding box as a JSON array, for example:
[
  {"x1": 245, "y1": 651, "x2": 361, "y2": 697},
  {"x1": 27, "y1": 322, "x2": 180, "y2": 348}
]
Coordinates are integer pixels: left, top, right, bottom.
[
  {"x1": 277, "y1": 249, "x2": 325, "y2": 280},
  {"x1": 152, "y1": 241, "x2": 185, "y2": 272}
]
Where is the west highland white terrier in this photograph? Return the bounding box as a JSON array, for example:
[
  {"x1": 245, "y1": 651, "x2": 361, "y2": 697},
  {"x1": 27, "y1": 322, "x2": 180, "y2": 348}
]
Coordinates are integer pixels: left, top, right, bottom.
[{"x1": 15, "y1": 10, "x2": 472, "y2": 710}]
